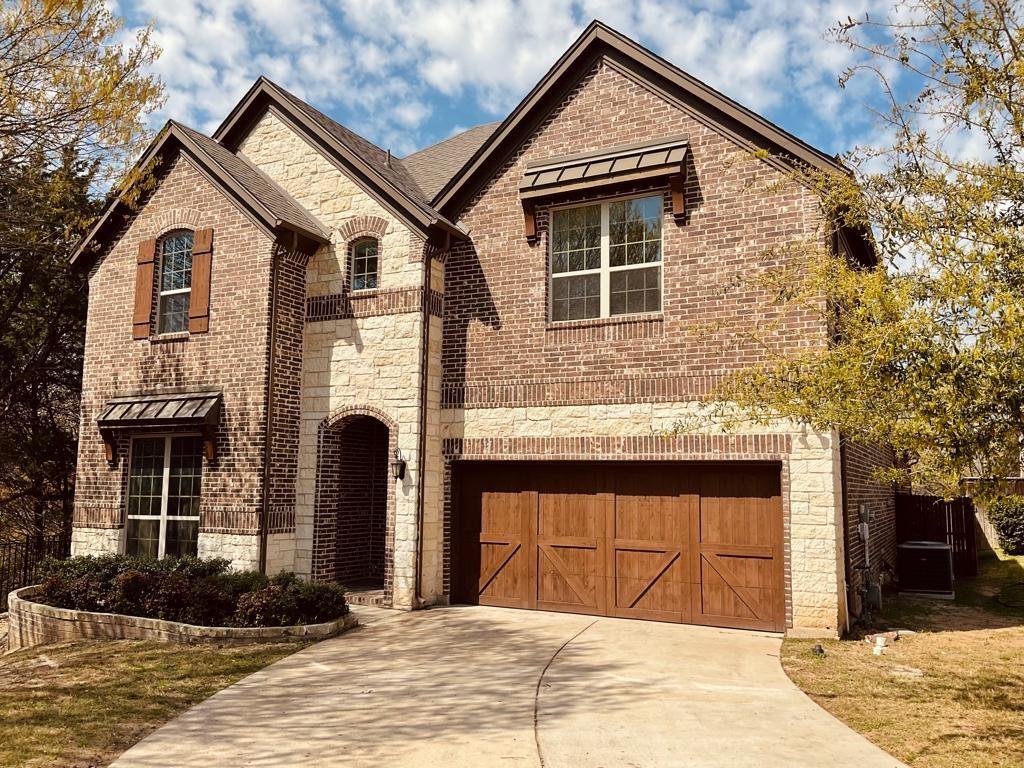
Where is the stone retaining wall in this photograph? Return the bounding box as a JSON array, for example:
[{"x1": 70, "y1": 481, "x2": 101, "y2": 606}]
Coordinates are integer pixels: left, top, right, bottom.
[{"x1": 5, "y1": 586, "x2": 356, "y2": 653}]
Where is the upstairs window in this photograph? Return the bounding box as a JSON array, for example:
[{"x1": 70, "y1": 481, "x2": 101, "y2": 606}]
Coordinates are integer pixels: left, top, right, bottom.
[
  {"x1": 550, "y1": 194, "x2": 663, "y2": 321},
  {"x1": 158, "y1": 230, "x2": 194, "y2": 333},
  {"x1": 351, "y1": 237, "x2": 379, "y2": 291}
]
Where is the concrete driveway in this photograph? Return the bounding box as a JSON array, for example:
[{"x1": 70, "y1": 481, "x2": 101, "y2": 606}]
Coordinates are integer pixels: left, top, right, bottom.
[{"x1": 112, "y1": 606, "x2": 903, "y2": 767}]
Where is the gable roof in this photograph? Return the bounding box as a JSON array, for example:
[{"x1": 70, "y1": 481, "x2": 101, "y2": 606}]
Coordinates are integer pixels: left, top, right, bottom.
[
  {"x1": 401, "y1": 122, "x2": 501, "y2": 201},
  {"x1": 213, "y1": 77, "x2": 464, "y2": 239},
  {"x1": 71, "y1": 121, "x2": 330, "y2": 267},
  {"x1": 434, "y1": 21, "x2": 848, "y2": 216}
]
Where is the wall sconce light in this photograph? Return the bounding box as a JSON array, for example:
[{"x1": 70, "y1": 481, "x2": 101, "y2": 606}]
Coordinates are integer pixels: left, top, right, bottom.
[{"x1": 391, "y1": 448, "x2": 407, "y2": 480}]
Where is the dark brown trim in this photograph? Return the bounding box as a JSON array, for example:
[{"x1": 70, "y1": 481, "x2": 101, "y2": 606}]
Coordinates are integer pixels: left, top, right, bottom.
[
  {"x1": 71, "y1": 121, "x2": 330, "y2": 269},
  {"x1": 213, "y1": 82, "x2": 467, "y2": 242},
  {"x1": 435, "y1": 21, "x2": 847, "y2": 216}
]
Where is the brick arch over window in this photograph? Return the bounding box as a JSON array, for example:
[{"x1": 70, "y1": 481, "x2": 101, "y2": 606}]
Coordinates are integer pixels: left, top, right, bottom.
[
  {"x1": 338, "y1": 215, "x2": 389, "y2": 243},
  {"x1": 146, "y1": 208, "x2": 206, "y2": 240},
  {"x1": 312, "y1": 405, "x2": 398, "y2": 605}
]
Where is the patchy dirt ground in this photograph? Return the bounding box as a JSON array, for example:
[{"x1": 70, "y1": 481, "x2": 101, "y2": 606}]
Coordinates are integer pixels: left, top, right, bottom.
[{"x1": 783, "y1": 551, "x2": 1024, "y2": 768}]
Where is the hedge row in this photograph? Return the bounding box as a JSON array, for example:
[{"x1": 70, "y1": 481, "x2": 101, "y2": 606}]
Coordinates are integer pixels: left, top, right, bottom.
[{"x1": 35, "y1": 555, "x2": 348, "y2": 627}]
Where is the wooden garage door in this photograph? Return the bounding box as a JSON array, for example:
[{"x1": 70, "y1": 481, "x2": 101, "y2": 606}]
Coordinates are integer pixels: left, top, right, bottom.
[{"x1": 453, "y1": 463, "x2": 784, "y2": 632}]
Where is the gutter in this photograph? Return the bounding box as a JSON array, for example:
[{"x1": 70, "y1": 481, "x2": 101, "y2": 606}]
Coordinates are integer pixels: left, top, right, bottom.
[
  {"x1": 259, "y1": 245, "x2": 280, "y2": 574},
  {"x1": 413, "y1": 248, "x2": 433, "y2": 607}
]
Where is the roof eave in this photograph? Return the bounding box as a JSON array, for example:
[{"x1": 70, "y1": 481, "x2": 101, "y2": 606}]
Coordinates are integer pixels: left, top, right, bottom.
[{"x1": 433, "y1": 20, "x2": 847, "y2": 215}]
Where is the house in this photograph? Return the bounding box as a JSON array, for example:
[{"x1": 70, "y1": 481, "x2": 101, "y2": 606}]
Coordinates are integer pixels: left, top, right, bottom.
[{"x1": 68, "y1": 22, "x2": 894, "y2": 637}]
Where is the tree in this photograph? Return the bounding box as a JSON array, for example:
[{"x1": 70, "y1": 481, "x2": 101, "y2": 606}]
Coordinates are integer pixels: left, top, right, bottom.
[
  {"x1": 712, "y1": 0, "x2": 1024, "y2": 494},
  {"x1": 0, "y1": 1, "x2": 162, "y2": 543}
]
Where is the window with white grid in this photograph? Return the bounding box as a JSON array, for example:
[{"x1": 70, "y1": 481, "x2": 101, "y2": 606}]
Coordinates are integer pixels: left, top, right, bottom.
[
  {"x1": 126, "y1": 436, "x2": 202, "y2": 558},
  {"x1": 549, "y1": 194, "x2": 663, "y2": 321},
  {"x1": 158, "y1": 230, "x2": 194, "y2": 333}
]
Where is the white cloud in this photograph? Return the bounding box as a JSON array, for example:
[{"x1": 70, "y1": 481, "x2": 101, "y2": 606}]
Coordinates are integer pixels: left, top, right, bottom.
[{"x1": 122, "y1": 0, "x2": 920, "y2": 157}]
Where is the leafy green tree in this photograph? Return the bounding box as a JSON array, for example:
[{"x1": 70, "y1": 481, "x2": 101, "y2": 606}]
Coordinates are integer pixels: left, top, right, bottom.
[
  {"x1": 713, "y1": 0, "x2": 1024, "y2": 494},
  {"x1": 0, "y1": 1, "x2": 162, "y2": 543}
]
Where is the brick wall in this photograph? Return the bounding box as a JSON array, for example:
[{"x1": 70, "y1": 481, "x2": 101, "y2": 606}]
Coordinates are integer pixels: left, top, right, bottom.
[
  {"x1": 73, "y1": 154, "x2": 276, "y2": 565},
  {"x1": 444, "y1": 60, "x2": 827, "y2": 408},
  {"x1": 840, "y1": 440, "x2": 898, "y2": 618}
]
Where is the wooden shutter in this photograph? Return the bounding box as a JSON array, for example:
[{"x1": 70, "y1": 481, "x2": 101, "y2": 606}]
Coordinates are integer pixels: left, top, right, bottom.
[
  {"x1": 132, "y1": 239, "x2": 157, "y2": 339},
  {"x1": 188, "y1": 228, "x2": 213, "y2": 334}
]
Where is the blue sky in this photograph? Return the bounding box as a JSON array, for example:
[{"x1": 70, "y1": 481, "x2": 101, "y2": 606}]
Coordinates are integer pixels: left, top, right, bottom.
[{"x1": 114, "y1": 0, "x2": 906, "y2": 159}]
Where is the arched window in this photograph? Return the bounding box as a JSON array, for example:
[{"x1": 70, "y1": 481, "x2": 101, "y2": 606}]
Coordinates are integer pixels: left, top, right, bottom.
[
  {"x1": 351, "y1": 237, "x2": 379, "y2": 291},
  {"x1": 158, "y1": 230, "x2": 194, "y2": 333}
]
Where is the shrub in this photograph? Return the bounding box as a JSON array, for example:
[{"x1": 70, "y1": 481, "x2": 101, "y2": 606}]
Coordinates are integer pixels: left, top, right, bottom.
[
  {"x1": 987, "y1": 495, "x2": 1024, "y2": 555},
  {"x1": 34, "y1": 555, "x2": 346, "y2": 627},
  {"x1": 232, "y1": 574, "x2": 348, "y2": 627}
]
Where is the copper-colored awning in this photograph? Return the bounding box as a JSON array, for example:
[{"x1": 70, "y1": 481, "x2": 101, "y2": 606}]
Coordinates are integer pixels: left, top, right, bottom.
[
  {"x1": 520, "y1": 135, "x2": 688, "y2": 200},
  {"x1": 97, "y1": 391, "x2": 222, "y2": 463}
]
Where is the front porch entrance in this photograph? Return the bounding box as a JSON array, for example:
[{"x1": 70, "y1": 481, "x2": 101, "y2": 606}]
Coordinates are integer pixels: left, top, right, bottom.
[{"x1": 312, "y1": 409, "x2": 395, "y2": 606}]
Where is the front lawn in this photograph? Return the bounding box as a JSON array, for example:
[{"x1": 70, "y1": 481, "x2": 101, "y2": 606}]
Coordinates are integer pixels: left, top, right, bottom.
[
  {"x1": 0, "y1": 639, "x2": 304, "y2": 768},
  {"x1": 783, "y1": 550, "x2": 1024, "y2": 768}
]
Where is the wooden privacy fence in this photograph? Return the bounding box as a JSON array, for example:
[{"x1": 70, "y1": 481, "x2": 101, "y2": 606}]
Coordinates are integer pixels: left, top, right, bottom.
[
  {"x1": 895, "y1": 493, "x2": 977, "y2": 578},
  {"x1": 0, "y1": 536, "x2": 69, "y2": 610}
]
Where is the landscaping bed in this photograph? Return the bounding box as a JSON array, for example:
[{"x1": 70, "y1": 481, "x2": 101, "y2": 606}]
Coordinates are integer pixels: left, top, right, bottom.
[
  {"x1": 783, "y1": 550, "x2": 1024, "y2": 768},
  {"x1": 9, "y1": 555, "x2": 353, "y2": 652},
  {"x1": 0, "y1": 638, "x2": 304, "y2": 768}
]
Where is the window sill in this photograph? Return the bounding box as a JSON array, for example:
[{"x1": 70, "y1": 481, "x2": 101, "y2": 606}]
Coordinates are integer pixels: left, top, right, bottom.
[
  {"x1": 148, "y1": 332, "x2": 191, "y2": 343},
  {"x1": 545, "y1": 313, "x2": 664, "y2": 332}
]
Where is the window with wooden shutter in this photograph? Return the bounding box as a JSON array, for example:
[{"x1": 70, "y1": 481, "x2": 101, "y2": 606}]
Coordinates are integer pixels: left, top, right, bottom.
[
  {"x1": 132, "y1": 239, "x2": 157, "y2": 339},
  {"x1": 188, "y1": 227, "x2": 213, "y2": 333}
]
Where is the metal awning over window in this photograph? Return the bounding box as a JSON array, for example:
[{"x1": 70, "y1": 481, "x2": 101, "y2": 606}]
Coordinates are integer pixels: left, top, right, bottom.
[
  {"x1": 97, "y1": 391, "x2": 222, "y2": 463},
  {"x1": 520, "y1": 136, "x2": 688, "y2": 200},
  {"x1": 519, "y1": 136, "x2": 689, "y2": 240}
]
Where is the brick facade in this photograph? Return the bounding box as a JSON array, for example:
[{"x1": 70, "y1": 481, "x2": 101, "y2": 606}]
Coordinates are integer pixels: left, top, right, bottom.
[
  {"x1": 840, "y1": 440, "x2": 899, "y2": 618},
  {"x1": 71, "y1": 31, "x2": 893, "y2": 636},
  {"x1": 73, "y1": 155, "x2": 277, "y2": 567}
]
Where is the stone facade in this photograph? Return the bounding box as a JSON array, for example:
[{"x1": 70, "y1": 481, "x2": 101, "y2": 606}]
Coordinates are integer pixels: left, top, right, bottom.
[
  {"x1": 237, "y1": 111, "x2": 433, "y2": 608},
  {"x1": 71, "y1": 32, "x2": 894, "y2": 637}
]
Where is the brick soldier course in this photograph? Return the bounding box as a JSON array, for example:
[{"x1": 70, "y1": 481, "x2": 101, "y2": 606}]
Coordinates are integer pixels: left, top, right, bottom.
[{"x1": 69, "y1": 22, "x2": 894, "y2": 636}]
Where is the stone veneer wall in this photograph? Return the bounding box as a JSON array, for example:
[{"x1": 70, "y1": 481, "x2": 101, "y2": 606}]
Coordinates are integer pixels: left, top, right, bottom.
[
  {"x1": 440, "y1": 404, "x2": 848, "y2": 636},
  {"x1": 7, "y1": 586, "x2": 356, "y2": 652},
  {"x1": 73, "y1": 155, "x2": 277, "y2": 570},
  {"x1": 238, "y1": 111, "x2": 432, "y2": 607}
]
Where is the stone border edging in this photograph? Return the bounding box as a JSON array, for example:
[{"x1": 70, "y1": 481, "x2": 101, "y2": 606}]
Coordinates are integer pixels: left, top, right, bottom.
[{"x1": 6, "y1": 585, "x2": 357, "y2": 653}]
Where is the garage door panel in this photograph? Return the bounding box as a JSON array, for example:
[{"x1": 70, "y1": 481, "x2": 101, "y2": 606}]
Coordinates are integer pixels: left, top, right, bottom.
[
  {"x1": 537, "y1": 544, "x2": 602, "y2": 614},
  {"x1": 475, "y1": 486, "x2": 535, "y2": 609},
  {"x1": 695, "y1": 466, "x2": 784, "y2": 632},
  {"x1": 612, "y1": 548, "x2": 689, "y2": 621}
]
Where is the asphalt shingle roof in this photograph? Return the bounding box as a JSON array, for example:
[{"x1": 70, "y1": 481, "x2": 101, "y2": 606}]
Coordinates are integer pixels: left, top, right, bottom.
[
  {"x1": 171, "y1": 121, "x2": 328, "y2": 239},
  {"x1": 401, "y1": 122, "x2": 501, "y2": 202}
]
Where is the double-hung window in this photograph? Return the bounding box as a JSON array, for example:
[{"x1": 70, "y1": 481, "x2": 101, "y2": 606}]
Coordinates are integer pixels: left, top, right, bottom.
[
  {"x1": 550, "y1": 194, "x2": 663, "y2": 321},
  {"x1": 158, "y1": 230, "x2": 194, "y2": 333},
  {"x1": 126, "y1": 436, "x2": 203, "y2": 558}
]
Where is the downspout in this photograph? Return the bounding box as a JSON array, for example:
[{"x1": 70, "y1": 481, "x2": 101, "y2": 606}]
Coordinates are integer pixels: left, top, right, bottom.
[
  {"x1": 259, "y1": 244, "x2": 281, "y2": 575},
  {"x1": 838, "y1": 436, "x2": 855, "y2": 630},
  {"x1": 414, "y1": 245, "x2": 433, "y2": 607}
]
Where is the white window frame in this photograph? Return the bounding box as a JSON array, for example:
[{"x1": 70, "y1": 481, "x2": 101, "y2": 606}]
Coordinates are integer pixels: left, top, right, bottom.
[
  {"x1": 350, "y1": 237, "x2": 380, "y2": 292},
  {"x1": 125, "y1": 434, "x2": 202, "y2": 558},
  {"x1": 548, "y1": 192, "x2": 665, "y2": 322},
  {"x1": 158, "y1": 231, "x2": 194, "y2": 334}
]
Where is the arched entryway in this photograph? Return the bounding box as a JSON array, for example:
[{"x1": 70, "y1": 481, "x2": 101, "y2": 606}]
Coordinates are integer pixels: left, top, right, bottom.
[{"x1": 312, "y1": 407, "x2": 397, "y2": 605}]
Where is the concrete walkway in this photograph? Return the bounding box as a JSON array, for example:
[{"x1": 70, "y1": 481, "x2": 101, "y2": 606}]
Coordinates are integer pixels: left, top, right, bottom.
[{"x1": 112, "y1": 606, "x2": 904, "y2": 767}]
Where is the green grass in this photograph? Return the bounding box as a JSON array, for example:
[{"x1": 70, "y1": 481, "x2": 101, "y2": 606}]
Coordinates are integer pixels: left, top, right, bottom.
[
  {"x1": 0, "y1": 639, "x2": 304, "y2": 768},
  {"x1": 782, "y1": 550, "x2": 1024, "y2": 768}
]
